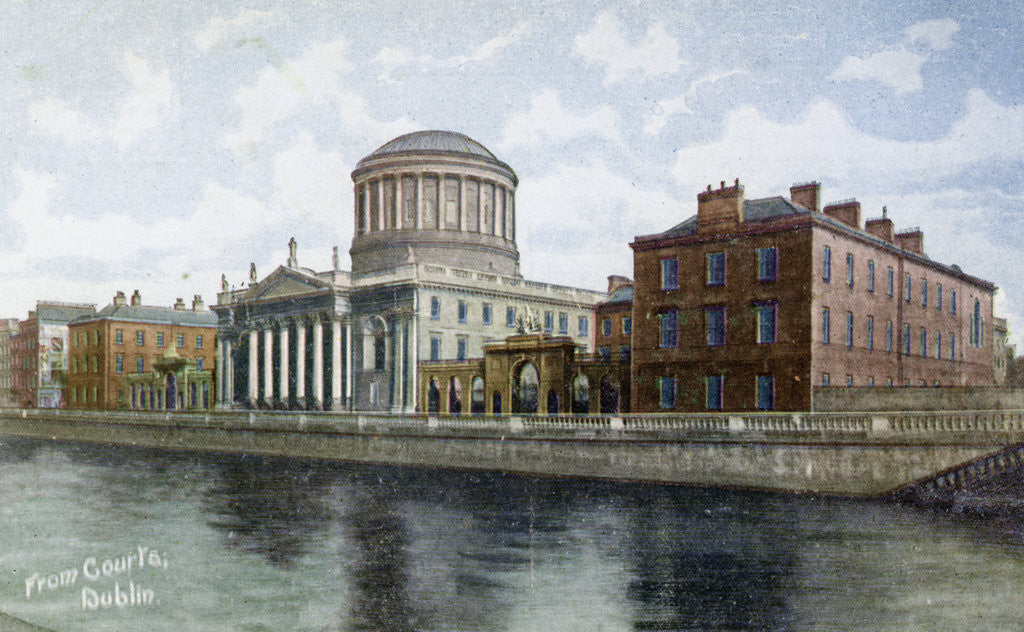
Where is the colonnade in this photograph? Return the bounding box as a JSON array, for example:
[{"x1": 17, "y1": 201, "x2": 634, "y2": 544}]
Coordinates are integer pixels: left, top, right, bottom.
[{"x1": 217, "y1": 315, "x2": 354, "y2": 410}]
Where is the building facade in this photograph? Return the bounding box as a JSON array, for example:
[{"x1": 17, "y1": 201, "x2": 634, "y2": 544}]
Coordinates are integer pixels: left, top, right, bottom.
[
  {"x1": 594, "y1": 276, "x2": 633, "y2": 363},
  {"x1": 0, "y1": 318, "x2": 19, "y2": 407},
  {"x1": 11, "y1": 301, "x2": 96, "y2": 408},
  {"x1": 66, "y1": 291, "x2": 217, "y2": 410},
  {"x1": 630, "y1": 180, "x2": 997, "y2": 413},
  {"x1": 214, "y1": 131, "x2": 605, "y2": 412}
]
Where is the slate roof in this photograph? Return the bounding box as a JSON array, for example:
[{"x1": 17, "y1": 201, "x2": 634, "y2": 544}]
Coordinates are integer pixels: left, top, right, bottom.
[
  {"x1": 604, "y1": 285, "x2": 634, "y2": 305},
  {"x1": 71, "y1": 304, "x2": 217, "y2": 327},
  {"x1": 36, "y1": 303, "x2": 96, "y2": 324},
  {"x1": 660, "y1": 196, "x2": 809, "y2": 238},
  {"x1": 360, "y1": 130, "x2": 498, "y2": 163}
]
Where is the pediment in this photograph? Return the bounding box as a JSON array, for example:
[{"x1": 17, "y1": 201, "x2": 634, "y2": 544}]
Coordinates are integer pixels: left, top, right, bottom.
[{"x1": 250, "y1": 267, "x2": 330, "y2": 300}]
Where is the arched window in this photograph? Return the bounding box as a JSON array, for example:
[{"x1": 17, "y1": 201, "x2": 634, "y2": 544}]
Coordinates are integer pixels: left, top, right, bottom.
[
  {"x1": 572, "y1": 374, "x2": 590, "y2": 414},
  {"x1": 427, "y1": 378, "x2": 441, "y2": 413},
  {"x1": 513, "y1": 362, "x2": 539, "y2": 413},
  {"x1": 471, "y1": 377, "x2": 485, "y2": 414},
  {"x1": 547, "y1": 390, "x2": 559, "y2": 414},
  {"x1": 492, "y1": 392, "x2": 502, "y2": 415},
  {"x1": 363, "y1": 317, "x2": 388, "y2": 373},
  {"x1": 600, "y1": 375, "x2": 621, "y2": 413},
  {"x1": 166, "y1": 374, "x2": 177, "y2": 411},
  {"x1": 448, "y1": 377, "x2": 462, "y2": 414}
]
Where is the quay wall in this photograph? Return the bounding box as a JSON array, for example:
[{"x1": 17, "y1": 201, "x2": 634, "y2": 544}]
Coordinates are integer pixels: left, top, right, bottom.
[
  {"x1": 813, "y1": 386, "x2": 1024, "y2": 412},
  {"x1": 3, "y1": 409, "x2": 1024, "y2": 497}
]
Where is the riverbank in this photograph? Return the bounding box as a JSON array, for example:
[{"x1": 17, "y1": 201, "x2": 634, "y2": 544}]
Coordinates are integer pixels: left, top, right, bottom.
[{"x1": 2, "y1": 408, "x2": 1023, "y2": 497}]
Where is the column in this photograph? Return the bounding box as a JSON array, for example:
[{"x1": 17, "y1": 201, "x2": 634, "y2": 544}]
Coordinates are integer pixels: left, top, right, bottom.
[
  {"x1": 225, "y1": 339, "x2": 234, "y2": 407},
  {"x1": 216, "y1": 338, "x2": 225, "y2": 406},
  {"x1": 296, "y1": 319, "x2": 306, "y2": 406},
  {"x1": 394, "y1": 174, "x2": 403, "y2": 230},
  {"x1": 408, "y1": 313, "x2": 418, "y2": 413},
  {"x1": 345, "y1": 320, "x2": 353, "y2": 408},
  {"x1": 279, "y1": 323, "x2": 289, "y2": 404},
  {"x1": 263, "y1": 328, "x2": 274, "y2": 406},
  {"x1": 459, "y1": 175, "x2": 466, "y2": 231},
  {"x1": 377, "y1": 179, "x2": 385, "y2": 231},
  {"x1": 393, "y1": 318, "x2": 405, "y2": 412},
  {"x1": 248, "y1": 329, "x2": 258, "y2": 404},
  {"x1": 313, "y1": 317, "x2": 324, "y2": 407},
  {"x1": 331, "y1": 319, "x2": 342, "y2": 410},
  {"x1": 416, "y1": 173, "x2": 423, "y2": 229}
]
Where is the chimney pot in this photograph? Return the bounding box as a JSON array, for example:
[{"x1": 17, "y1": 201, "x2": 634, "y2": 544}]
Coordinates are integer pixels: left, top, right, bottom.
[
  {"x1": 174, "y1": 297, "x2": 186, "y2": 310},
  {"x1": 130, "y1": 290, "x2": 142, "y2": 307}
]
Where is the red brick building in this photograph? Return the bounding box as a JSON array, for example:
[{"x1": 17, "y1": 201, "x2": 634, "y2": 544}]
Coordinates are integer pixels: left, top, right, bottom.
[
  {"x1": 11, "y1": 301, "x2": 96, "y2": 408},
  {"x1": 594, "y1": 276, "x2": 633, "y2": 362},
  {"x1": 630, "y1": 180, "x2": 996, "y2": 412}
]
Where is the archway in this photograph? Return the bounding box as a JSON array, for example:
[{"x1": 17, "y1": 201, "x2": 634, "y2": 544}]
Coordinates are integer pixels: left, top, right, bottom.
[
  {"x1": 492, "y1": 392, "x2": 502, "y2": 415},
  {"x1": 572, "y1": 374, "x2": 590, "y2": 414},
  {"x1": 471, "y1": 377, "x2": 485, "y2": 415},
  {"x1": 547, "y1": 389, "x2": 559, "y2": 414},
  {"x1": 600, "y1": 375, "x2": 620, "y2": 413},
  {"x1": 512, "y1": 362, "x2": 539, "y2": 414},
  {"x1": 427, "y1": 378, "x2": 441, "y2": 413},
  {"x1": 448, "y1": 377, "x2": 462, "y2": 414},
  {"x1": 166, "y1": 374, "x2": 177, "y2": 410}
]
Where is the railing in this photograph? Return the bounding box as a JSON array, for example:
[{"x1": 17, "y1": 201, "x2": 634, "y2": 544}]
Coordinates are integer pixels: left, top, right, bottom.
[{"x1": 6, "y1": 408, "x2": 1024, "y2": 443}]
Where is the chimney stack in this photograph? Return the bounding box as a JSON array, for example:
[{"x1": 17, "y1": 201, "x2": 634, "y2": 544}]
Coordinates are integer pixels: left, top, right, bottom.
[
  {"x1": 192, "y1": 295, "x2": 204, "y2": 311},
  {"x1": 174, "y1": 297, "x2": 186, "y2": 310},
  {"x1": 130, "y1": 290, "x2": 142, "y2": 306},
  {"x1": 895, "y1": 228, "x2": 924, "y2": 255},
  {"x1": 790, "y1": 182, "x2": 820, "y2": 212},
  {"x1": 822, "y1": 199, "x2": 861, "y2": 229},
  {"x1": 607, "y1": 275, "x2": 632, "y2": 295},
  {"x1": 865, "y1": 207, "x2": 895, "y2": 242},
  {"x1": 697, "y1": 178, "x2": 745, "y2": 234},
  {"x1": 113, "y1": 291, "x2": 127, "y2": 307}
]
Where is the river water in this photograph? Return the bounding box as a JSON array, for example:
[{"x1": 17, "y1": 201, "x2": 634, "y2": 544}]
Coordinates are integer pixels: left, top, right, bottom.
[{"x1": 1, "y1": 437, "x2": 1023, "y2": 631}]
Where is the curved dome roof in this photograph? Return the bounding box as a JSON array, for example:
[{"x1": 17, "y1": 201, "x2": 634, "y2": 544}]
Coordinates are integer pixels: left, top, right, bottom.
[{"x1": 358, "y1": 130, "x2": 501, "y2": 165}]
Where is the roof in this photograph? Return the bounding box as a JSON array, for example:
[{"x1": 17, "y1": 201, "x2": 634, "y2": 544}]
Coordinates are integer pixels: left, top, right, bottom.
[
  {"x1": 361, "y1": 130, "x2": 498, "y2": 162},
  {"x1": 36, "y1": 302, "x2": 96, "y2": 324},
  {"x1": 604, "y1": 285, "x2": 634, "y2": 305},
  {"x1": 70, "y1": 304, "x2": 217, "y2": 328}
]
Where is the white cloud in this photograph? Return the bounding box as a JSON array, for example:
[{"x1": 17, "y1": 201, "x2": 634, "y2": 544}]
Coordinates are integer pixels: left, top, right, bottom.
[
  {"x1": 906, "y1": 18, "x2": 959, "y2": 51},
  {"x1": 670, "y1": 89, "x2": 1024, "y2": 197},
  {"x1": 29, "y1": 50, "x2": 174, "y2": 148},
  {"x1": 499, "y1": 89, "x2": 621, "y2": 150},
  {"x1": 830, "y1": 46, "x2": 926, "y2": 94},
  {"x1": 573, "y1": 12, "x2": 683, "y2": 86},
  {"x1": 644, "y1": 69, "x2": 747, "y2": 135},
  {"x1": 373, "y1": 21, "x2": 529, "y2": 83},
  {"x1": 195, "y1": 8, "x2": 278, "y2": 52},
  {"x1": 227, "y1": 38, "x2": 416, "y2": 158}
]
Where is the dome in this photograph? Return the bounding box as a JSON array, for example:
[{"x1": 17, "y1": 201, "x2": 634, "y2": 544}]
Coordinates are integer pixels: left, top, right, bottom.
[{"x1": 358, "y1": 130, "x2": 500, "y2": 166}]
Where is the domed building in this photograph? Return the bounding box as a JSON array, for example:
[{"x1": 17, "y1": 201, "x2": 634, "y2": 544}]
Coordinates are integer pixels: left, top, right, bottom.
[{"x1": 213, "y1": 131, "x2": 608, "y2": 413}]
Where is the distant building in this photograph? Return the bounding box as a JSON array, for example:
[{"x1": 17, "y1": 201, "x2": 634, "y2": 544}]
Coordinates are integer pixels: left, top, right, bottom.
[
  {"x1": 0, "y1": 318, "x2": 19, "y2": 407},
  {"x1": 594, "y1": 276, "x2": 633, "y2": 363},
  {"x1": 993, "y1": 317, "x2": 1012, "y2": 386},
  {"x1": 11, "y1": 301, "x2": 96, "y2": 408},
  {"x1": 66, "y1": 291, "x2": 217, "y2": 410},
  {"x1": 630, "y1": 180, "x2": 998, "y2": 413},
  {"x1": 214, "y1": 131, "x2": 605, "y2": 412}
]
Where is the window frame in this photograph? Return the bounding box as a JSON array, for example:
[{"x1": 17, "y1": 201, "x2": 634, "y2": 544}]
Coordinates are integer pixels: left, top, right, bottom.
[
  {"x1": 756, "y1": 247, "x2": 778, "y2": 282},
  {"x1": 706, "y1": 305, "x2": 726, "y2": 347},
  {"x1": 660, "y1": 258, "x2": 679, "y2": 290},
  {"x1": 659, "y1": 309, "x2": 679, "y2": 349},
  {"x1": 755, "y1": 302, "x2": 777, "y2": 345},
  {"x1": 706, "y1": 252, "x2": 726, "y2": 286}
]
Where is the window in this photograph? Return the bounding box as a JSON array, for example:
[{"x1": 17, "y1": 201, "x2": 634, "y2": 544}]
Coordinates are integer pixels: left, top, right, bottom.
[
  {"x1": 904, "y1": 324, "x2": 911, "y2": 355},
  {"x1": 578, "y1": 316, "x2": 588, "y2": 337},
  {"x1": 482, "y1": 303, "x2": 492, "y2": 326},
  {"x1": 867, "y1": 376, "x2": 875, "y2": 387},
  {"x1": 971, "y1": 299, "x2": 984, "y2": 347},
  {"x1": 887, "y1": 267, "x2": 894, "y2": 297},
  {"x1": 846, "y1": 253, "x2": 854, "y2": 288},
  {"x1": 658, "y1": 376, "x2": 676, "y2": 410},
  {"x1": 905, "y1": 274, "x2": 912, "y2": 302},
  {"x1": 756, "y1": 302, "x2": 777, "y2": 344},
  {"x1": 822, "y1": 373, "x2": 830, "y2": 387},
  {"x1": 706, "y1": 252, "x2": 726, "y2": 286},
  {"x1": 757, "y1": 247, "x2": 777, "y2": 282},
  {"x1": 602, "y1": 318, "x2": 612, "y2": 337},
  {"x1": 91, "y1": 355, "x2": 98, "y2": 373},
  {"x1": 430, "y1": 297, "x2": 441, "y2": 320},
  {"x1": 430, "y1": 334, "x2": 441, "y2": 361},
  {"x1": 822, "y1": 308, "x2": 830, "y2": 344},
  {"x1": 887, "y1": 378, "x2": 893, "y2": 387},
  {"x1": 195, "y1": 335, "x2": 203, "y2": 349},
  {"x1": 136, "y1": 356, "x2": 144, "y2": 373},
  {"x1": 706, "y1": 375, "x2": 723, "y2": 410},
  {"x1": 951, "y1": 290, "x2": 957, "y2": 314},
  {"x1": 886, "y1": 321, "x2": 893, "y2": 353},
  {"x1": 937, "y1": 284, "x2": 943, "y2": 311},
  {"x1": 659, "y1": 310, "x2": 679, "y2": 348},
  {"x1": 177, "y1": 333, "x2": 185, "y2": 348},
  {"x1": 822, "y1": 246, "x2": 831, "y2": 283},
  {"x1": 920, "y1": 328, "x2": 927, "y2": 357},
  {"x1": 949, "y1": 334, "x2": 956, "y2": 361},
  {"x1": 507, "y1": 307, "x2": 516, "y2": 328},
  {"x1": 706, "y1": 306, "x2": 726, "y2": 347},
  {"x1": 458, "y1": 300, "x2": 467, "y2": 323},
  {"x1": 846, "y1": 375, "x2": 853, "y2": 387},
  {"x1": 115, "y1": 329, "x2": 123, "y2": 345},
  {"x1": 156, "y1": 332, "x2": 164, "y2": 347},
  {"x1": 136, "y1": 330, "x2": 144, "y2": 346},
  {"x1": 936, "y1": 332, "x2": 942, "y2": 359},
  {"x1": 598, "y1": 346, "x2": 611, "y2": 360},
  {"x1": 756, "y1": 375, "x2": 775, "y2": 410},
  {"x1": 845, "y1": 312, "x2": 854, "y2": 349},
  {"x1": 867, "y1": 316, "x2": 874, "y2": 352},
  {"x1": 557, "y1": 312, "x2": 567, "y2": 335},
  {"x1": 544, "y1": 311, "x2": 553, "y2": 333},
  {"x1": 619, "y1": 345, "x2": 631, "y2": 361},
  {"x1": 622, "y1": 316, "x2": 632, "y2": 335},
  {"x1": 196, "y1": 358, "x2": 204, "y2": 371},
  {"x1": 457, "y1": 337, "x2": 468, "y2": 361},
  {"x1": 71, "y1": 357, "x2": 77, "y2": 374},
  {"x1": 94, "y1": 330, "x2": 100, "y2": 345},
  {"x1": 661, "y1": 258, "x2": 679, "y2": 290},
  {"x1": 922, "y1": 280, "x2": 928, "y2": 307},
  {"x1": 868, "y1": 260, "x2": 875, "y2": 293}
]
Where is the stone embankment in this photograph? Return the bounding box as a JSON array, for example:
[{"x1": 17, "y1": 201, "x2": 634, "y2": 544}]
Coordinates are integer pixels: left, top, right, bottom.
[{"x1": 3, "y1": 408, "x2": 1024, "y2": 497}]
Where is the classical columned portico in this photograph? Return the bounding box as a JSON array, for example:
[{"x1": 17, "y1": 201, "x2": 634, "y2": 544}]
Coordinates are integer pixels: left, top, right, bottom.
[
  {"x1": 312, "y1": 317, "x2": 324, "y2": 407},
  {"x1": 278, "y1": 323, "x2": 289, "y2": 403},
  {"x1": 331, "y1": 320, "x2": 342, "y2": 410},
  {"x1": 262, "y1": 328, "x2": 274, "y2": 407}
]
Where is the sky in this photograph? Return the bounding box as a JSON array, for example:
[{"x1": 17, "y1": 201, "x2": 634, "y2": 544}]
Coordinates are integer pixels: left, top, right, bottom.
[{"x1": 2, "y1": 1, "x2": 1023, "y2": 345}]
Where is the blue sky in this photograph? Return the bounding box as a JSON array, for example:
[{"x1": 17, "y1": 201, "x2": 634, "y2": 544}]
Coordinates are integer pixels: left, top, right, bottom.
[{"x1": 2, "y1": 1, "x2": 1023, "y2": 345}]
